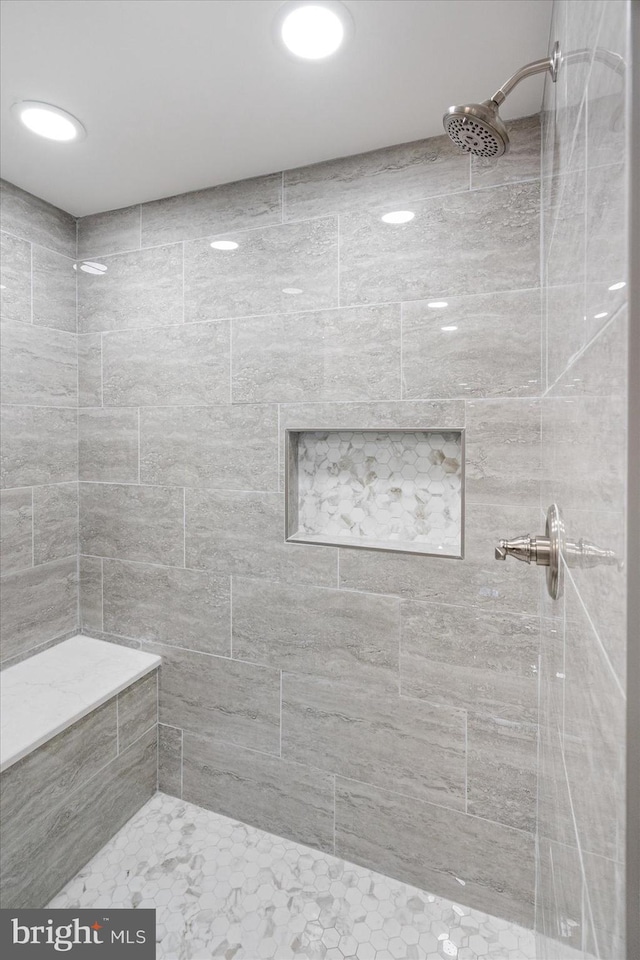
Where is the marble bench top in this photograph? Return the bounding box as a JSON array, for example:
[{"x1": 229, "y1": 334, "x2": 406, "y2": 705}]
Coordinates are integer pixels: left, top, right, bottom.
[{"x1": 0, "y1": 635, "x2": 161, "y2": 772}]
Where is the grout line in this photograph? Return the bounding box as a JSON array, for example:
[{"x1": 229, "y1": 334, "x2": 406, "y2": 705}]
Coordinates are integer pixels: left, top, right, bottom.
[
  {"x1": 101, "y1": 558, "x2": 104, "y2": 631},
  {"x1": 229, "y1": 319, "x2": 233, "y2": 404},
  {"x1": 179, "y1": 727, "x2": 184, "y2": 799},
  {"x1": 116, "y1": 693, "x2": 120, "y2": 755},
  {"x1": 399, "y1": 302, "x2": 404, "y2": 400},
  {"x1": 181, "y1": 241, "x2": 185, "y2": 324},
  {"x1": 336, "y1": 212, "x2": 340, "y2": 308},
  {"x1": 29, "y1": 241, "x2": 33, "y2": 324},
  {"x1": 333, "y1": 775, "x2": 337, "y2": 854},
  {"x1": 182, "y1": 488, "x2": 186, "y2": 568},
  {"x1": 31, "y1": 486, "x2": 35, "y2": 566},
  {"x1": 137, "y1": 408, "x2": 141, "y2": 483},
  {"x1": 229, "y1": 576, "x2": 233, "y2": 658},
  {"x1": 100, "y1": 334, "x2": 104, "y2": 406},
  {"x1": 279, "y1": 670, "x2": 283, "y2": 758}
]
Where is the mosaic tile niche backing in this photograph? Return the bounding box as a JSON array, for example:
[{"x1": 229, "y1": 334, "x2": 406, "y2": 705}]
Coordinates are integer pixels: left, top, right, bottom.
[{"x1": 286, "y1": 430, "x2": 463, "y2": 557}]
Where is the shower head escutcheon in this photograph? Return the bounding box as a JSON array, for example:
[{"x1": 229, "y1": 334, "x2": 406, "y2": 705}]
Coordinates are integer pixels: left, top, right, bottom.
[{"x1": 443, "y1": 41, "x2": 561, "y2": 157}]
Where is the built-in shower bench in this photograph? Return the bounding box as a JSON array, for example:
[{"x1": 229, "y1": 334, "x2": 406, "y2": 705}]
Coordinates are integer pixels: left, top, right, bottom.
[{"x1": 0, "y1": 635, "x2": 161, "y2": 908}]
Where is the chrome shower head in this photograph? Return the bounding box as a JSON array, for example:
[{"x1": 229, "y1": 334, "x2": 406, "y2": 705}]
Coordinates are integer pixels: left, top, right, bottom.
[{"x1": 443, "y1": 99, "x2": 509, "y2": 158}]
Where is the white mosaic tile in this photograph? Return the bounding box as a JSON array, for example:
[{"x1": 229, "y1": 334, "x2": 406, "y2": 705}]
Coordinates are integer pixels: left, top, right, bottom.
[
  {"x1": 290, "y1": 431, "x2": 463, "y2": 556},
  {"x1": 49, "y1": 792, "x2": 548, "y2": 960}
]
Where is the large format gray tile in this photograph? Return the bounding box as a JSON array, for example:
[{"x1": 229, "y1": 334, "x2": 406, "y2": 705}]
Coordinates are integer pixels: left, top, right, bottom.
[
  {"x1": 535, "y1": 836, "x2": 584, "y2": 956},
  {"x1": 0, "y1": 487, "x2": 32, "y2": 575},
  {"x1": 77, "y1": 244, "x2": 183, "y2": 333},
  {"x1": 103, "y1": 559, "x2": 229, "y2": 655},
  {"x1": 183, "y1": 734, "x2": 335, "y2": 853},
  {"x1": 0, "y1": 725, "x2": 156, "y2": 908},
  {"x1": 77, "y1": 205, "x2": 141, "y2": 258},
  {"x1": 0, "y1": 557, "x2": 77, "y2": 662},
  {"x1": 335, "y1": 777, "x2": 535, "y2": 927},
  {"x1": 79, "y1": 408, "x2": 139, "y2": 482},
  {"x1": 102, "y1": 321, "x2": 230, "y2": 405},
  {"x1": 283, "y1": 135, "x2": 469, "y2": 221},
  {"x1": 158, "y1": 724, "x2": 182, "y2": 797},
  {"x1": 78, "y1": 334, "x2": 102, "y2": 406},
  {"x1": 79, "y1": 555, "x2": 102, "y2": 632},
  {"x1": 339, "y1": 181, "x2": 540, "y2": 305},
  {"x1": 140, "y1": 405, "x2": 278, "y2": 491},
  {"x1": 33, "y1": 482, "x2": 78, "y2": 564},
  {"x1": 0, "y1": 319, "x2": 77, "y2": 406},
  {"x1": 0, "y1": 700, "x2": 117, "y2": 829},
  {"x1": 185, "y1": 489, "x2": 337, "y2": 587},
  {"x1": 232, "y1": 304, "x2": 401, "y2": 403},
  {"x1": 585, "y1": 161, "x2": 626, "y2": 307},
  {"x1": 0, "y1": 406, "x2": 77, "y2": 488},
  {"x1": 31, "y1": 245, "x2": 77, "y2": 332},
  {"x1": 0, "y1": 179, "x2": 76, "y2": 258},
  {"x1": 145, "y1": 642, "x2": 280, "y2": 755},
  {"x1": 233, "y1": 578, "x2": 399, "y2": 691},
  {"x1": 117, "y1": 672, "x2": 158, "y2": 751},
  {"x1": 79, "y1": 483, "x2": 184, "y2": 564},
  {"x1": 282, "y1": 674, "x2": 466, "y2": 810},
  {"x1": 583, "y1": 850, "x2": 625, "y2": 960},
  {"x1": 141, "y1": 174, "x2": 282, "y2": 246},
  {"x1": 471, "y1": 115, "x2": 541, "y2": 187},
  {"x1": 0, "y1": 231, "x2": 31, "y2": 322},
  {"x1": 400, "y1": 601, "x2": 539, "y2": 720},
  {"x1": 465, "y1": 399, "x2": 541, "y2": 506},
  {"x1": 545, "y1": 283, "x2": 586, "y2": 389},
  {"x1": 545, "y1": 169, "x2": 586, "y2": 289},
  {"x1": 340, "y1": 502, "x2": 541, "y2": 615},
  {"x1": 184, "y1": 218, "x2": 339, "y2": 321},
  {"x1": 402, "y1": 290, "x2": 541, "y2": 399}
]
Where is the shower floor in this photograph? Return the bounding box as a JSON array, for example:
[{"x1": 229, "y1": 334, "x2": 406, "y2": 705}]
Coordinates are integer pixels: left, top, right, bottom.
[{"x1": 49, "y1": 792, "x2": 539, "y2": 960}]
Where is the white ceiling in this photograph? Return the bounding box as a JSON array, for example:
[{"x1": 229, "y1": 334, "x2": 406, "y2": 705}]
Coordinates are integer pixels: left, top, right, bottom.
[{"x1": 0, "y1": 0, "x2": 552, "y2": 217}]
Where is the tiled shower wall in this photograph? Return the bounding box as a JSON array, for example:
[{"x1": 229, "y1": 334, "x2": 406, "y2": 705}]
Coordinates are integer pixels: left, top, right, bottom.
[
  {"x1": 0, "y1": 181, "x2": 78, "y2": 665},
  {"x1": 74, "y1": 115, "x2": 544, "y2": 927},
  {"x1": 536, "y1": 1, "x2": 629, "y2": 958}
]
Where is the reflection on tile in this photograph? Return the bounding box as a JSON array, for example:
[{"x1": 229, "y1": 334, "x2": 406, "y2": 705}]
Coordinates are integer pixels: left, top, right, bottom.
[
  {"x1": 0, "y1": 179, "x2": 75, "y2": 258},
  {"x1": 283, "y1": 674, "x2": 466, "y2": 809},
  {"x1": 103, "y1": 559, "x2": 230, "y2": 655},
  {"x1": 77, "y1": 205, "x2": 141, "y2": 258},
  {"x1": 79, "y1": 555, "x2": 103, "y2": 632},
  {"x1": 339, "y1": 182, "x2": 540, "y2": 305},
  {"x1": 77, "y1": 244, "x2": 183, "y2": 334},
  {"x1": 146, "y1": 642, "x2": 280, "y2": 755},
  {"x1": 284, "y1": 135, "x2": 469, "y2": 220},
  {"x1": 79, "y1": 483, "x2": 184, "y2": 565},
  {"x1": 400, "y1": 601, "x2": 538, "y2": 720},
  {"x1": 117, "y1": 673, "x2": 157, "y2": 751},
  {"x1": 79, "y1": 408, "x2": 139, "y2": 483},
  {"x1": 0, "y1": 319, "x2": 77, "y2": 406},
  {"x1": 184, "y1": 217, "x2": 338, "y2": 321},
  {"x1": 585, "y1": 162, "x2": 626, "y2": 296},
  {"x1": 183, "y1": 734, "x2": 335, "y2": 853},
  {"x1": 234, "y1": 578, "x2": 399, "y2": 690},
  {"x1": 402, "y1": 290, "x2": 541, "y2": 399},
  {"x1": 0, "y1": 406, "x2": 77, "y2": 488},
  {"x1": 102, "y1": 321, "x2": 230, "y2": 406},
  {"x1": 465, "y1": 399, "x2": 541, "y2": 506},
  {"x1": 31, "y1": 245, "x2": 77, "y2": 332},
  {"x1": 0, "y1": 557, "x2": 77, "y2": 662},
  {"x1": 140, "y1": 405, "x2": 278, "y2": 491},
  {"x1": 335, "y1": 778, "x2": 535, "y2": 926},
  {"x1": 471, "y1": 115, "x2": 541, "y2": 187},
  {"x1": 582, "y1": 850, "x2": 625, "y2": 960},
  {"x1": 33, "y1": 482, "x2": 78, "y2": 564},
  {"x1": 78, "y1": 334, "x2": 102, "y2": 406},
  {"x1": 185, "y1": 489, "x2": 337, "y2": 587},
  {"x1": 545, "y1": 170, "x2": 586, "y2": 289},
  {"x1": 0, "y1": 488, "x2": 32, "y2": 575},
  {"x1": 141, "y1": 174, "x2": 282, "y2": 246},
  {"x1": 536, "y1": 837, "x2": 584, "y2": 955},
  {"x1": 0, "y1": 232, "x2": 31, "y2": 322},
  {"x1": 232, "y1": 304, "x2": 401, "y2": 403},
  {"x1": 545, "y1": 284, "x2": 586, "y2": 389},
  {"x1": 158, "y1": 724, "x2": 182, "y2": 797}
]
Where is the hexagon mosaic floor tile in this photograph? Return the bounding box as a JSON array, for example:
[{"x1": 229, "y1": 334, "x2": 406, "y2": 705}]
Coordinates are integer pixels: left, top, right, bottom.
[{"x1": 49, "y1": 792, "x2": 553, "y2": 960}]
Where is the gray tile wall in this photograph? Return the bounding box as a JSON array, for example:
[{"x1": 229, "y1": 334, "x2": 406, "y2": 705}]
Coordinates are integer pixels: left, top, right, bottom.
[
  {"x1": 536, "y1": 2, "x2": 629, "y2": 958},
  {"x1": 75, "y1": 114, "x2": 544, "y2": 927},
  {"x1": 0, "y1": 670, "x2": 158, "y2": 907},
  {"x1": 0, "y1": 180, "x2": 78, "y2": 665}
]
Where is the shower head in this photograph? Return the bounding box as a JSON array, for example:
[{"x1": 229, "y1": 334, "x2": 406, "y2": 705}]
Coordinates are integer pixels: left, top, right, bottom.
[
  {"x1": 443, "y1": 99, "x2": 509, "y2": 158},
  {"x1": 443, "y1": 44, "x2": 561, "y2": 158}
]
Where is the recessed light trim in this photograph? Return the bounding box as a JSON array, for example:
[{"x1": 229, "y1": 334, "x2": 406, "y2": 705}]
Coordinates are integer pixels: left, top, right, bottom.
[
  {"x1": 381, "y1": 210, "x2": 415, "y2": 224},
  {"x1": 210, "y1": 240, "x2": 239, "y2": 251},
  {"x1": 12, "y1": 101, "x2": 86, "y2": 141},
  {"x1": 274, "y1": 1, "x2": 354, "y2": 61}
]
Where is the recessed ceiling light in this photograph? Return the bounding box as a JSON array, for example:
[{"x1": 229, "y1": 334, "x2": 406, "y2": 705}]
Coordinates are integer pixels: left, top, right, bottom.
[
  {"x1": 276, "y1": 1, "x2": 353, "y2": 60},
  {"x1": 381, "y1": 210, "x2": 414, "y2": 224},
  {"x1": 73, "y1": 261, "x2": 107, "y2": 275},
  {"x1": 608, "y1": 281, "x2": 626, "y2": 290},
  {"x1": 427, "y1": 300, "x2": 448, "y2": 309},
  {"x1": 210, "y1": 240, "x2": 239, "y2": 251},
  {"x1": 283, "y1": 287, "x2": 303, "y2": 295},
  {"x1": 441, "y1": 325, "x2": 458, "y2": 331},
  {"x1": 12, "y1": 101, "x2": 86, "y2": 141}
]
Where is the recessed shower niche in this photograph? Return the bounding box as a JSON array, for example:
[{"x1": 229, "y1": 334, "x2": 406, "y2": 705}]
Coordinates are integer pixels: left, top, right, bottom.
[{"x1": 285, "y1": 429, "x2": 464, "y2": 557}]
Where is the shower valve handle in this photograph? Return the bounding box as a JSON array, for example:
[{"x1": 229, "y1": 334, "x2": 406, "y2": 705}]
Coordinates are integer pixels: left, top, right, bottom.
[{"x1": 495, "y1": 534, "x2": 550, "y2": 566}]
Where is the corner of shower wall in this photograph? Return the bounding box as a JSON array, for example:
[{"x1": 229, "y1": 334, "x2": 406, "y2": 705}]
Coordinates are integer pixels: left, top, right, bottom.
[{"x1": 0, "y1": 178, "x2": 79, "y2": 668}]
